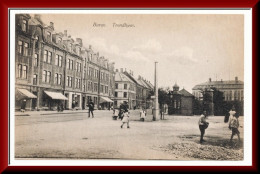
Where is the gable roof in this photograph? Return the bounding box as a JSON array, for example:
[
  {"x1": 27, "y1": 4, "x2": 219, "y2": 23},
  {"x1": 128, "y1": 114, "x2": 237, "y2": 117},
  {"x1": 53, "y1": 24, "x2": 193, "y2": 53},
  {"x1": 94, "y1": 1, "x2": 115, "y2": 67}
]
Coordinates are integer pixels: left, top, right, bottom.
[
  {"x1": 115, "y1": 72, "x2": 135, "y2": 83},
  {"x1": 179, "y1": 88, "x2": 194, "y2": 97}
]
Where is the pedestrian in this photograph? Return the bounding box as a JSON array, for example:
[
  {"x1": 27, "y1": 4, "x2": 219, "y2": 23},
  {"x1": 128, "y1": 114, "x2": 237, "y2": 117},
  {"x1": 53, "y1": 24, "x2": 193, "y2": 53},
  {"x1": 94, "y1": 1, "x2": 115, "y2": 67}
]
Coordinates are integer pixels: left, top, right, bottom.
[
  {"x1": 229, "y1": 113, "x2": 241, "y2": 142},
  {"x1": 72, "y1": 100, "x2": 75, "y2": 110},
  {"x1": 198, "y1": 110, "x2": 209, "y2": 143},
  {"x1": 121, "y1": 110, "x2": 130, "y2": 128},
  {"x1": 21, "y1": 99, "x2": 26, "y2": 112},
  {"x1": 140, "y1": 108, "x2": 146, "y2": 122},
  {"x1": 88, "y1": 99, "x2": 94, "y2": 118},
  {"x1": 112, "y1": 108, "x2": 119, "y2": 120},
  {"x1": 228, "y1": 106, "x2": 236, "y2": 129}
]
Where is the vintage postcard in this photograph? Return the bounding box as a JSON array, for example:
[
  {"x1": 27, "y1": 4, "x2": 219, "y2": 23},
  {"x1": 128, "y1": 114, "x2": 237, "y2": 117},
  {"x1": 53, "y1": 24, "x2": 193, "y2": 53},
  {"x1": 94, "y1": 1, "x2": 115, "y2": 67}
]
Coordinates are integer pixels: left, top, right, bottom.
[{"x1": 9, "y1": 9, "x2": 252, "y2": 166}]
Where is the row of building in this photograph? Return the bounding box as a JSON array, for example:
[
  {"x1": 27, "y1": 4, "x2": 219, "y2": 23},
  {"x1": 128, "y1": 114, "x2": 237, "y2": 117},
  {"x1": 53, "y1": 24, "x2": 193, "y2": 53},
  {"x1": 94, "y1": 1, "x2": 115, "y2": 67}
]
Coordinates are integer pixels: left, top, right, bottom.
[
  {"x1": 15, "y1": 14, "x2": 154, "y2": 111},
  {"x1": 167, "y1": 77, "x2": 244, "y2": 116}
]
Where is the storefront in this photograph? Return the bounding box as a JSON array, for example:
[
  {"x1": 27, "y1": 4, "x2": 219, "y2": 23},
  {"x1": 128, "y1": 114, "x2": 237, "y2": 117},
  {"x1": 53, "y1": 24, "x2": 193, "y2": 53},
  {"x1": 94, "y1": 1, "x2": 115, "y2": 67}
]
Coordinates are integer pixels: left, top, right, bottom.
[
  {"x1": 64, "y1": 91, "x2": 82, "y2": 110},
  {"x1": 15, "y1": 88, "x2": 37, "y2": 111},
  {"x1": 99, "y1": 96, "x2": 113, "y2": 110},
  {"x1": 43, "y1": 91, "x2": 68, "y2": 110}
]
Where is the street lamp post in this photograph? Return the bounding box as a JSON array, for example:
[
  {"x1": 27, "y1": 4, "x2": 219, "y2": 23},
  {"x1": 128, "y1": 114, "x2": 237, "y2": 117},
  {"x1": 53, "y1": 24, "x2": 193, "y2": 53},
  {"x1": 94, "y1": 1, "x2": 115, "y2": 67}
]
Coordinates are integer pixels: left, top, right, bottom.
[{"x1": 153, "y1": 61, "x2": 159, "y2": 121}]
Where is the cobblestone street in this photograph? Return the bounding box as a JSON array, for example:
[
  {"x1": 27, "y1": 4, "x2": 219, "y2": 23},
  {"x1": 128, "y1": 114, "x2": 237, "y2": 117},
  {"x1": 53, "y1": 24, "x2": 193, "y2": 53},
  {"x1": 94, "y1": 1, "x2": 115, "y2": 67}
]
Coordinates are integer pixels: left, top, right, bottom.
[{"x1": 15, "y1": 110, "x2": 244, "y2": 160}]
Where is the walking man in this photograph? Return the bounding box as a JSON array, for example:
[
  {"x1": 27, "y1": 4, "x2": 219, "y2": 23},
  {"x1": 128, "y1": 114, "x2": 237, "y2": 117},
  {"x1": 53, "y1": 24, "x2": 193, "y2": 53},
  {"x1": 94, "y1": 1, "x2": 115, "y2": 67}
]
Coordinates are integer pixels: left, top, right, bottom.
[
  {"x1": 229, "y1": 113, "x2": 241, "y2": 142},
  {"x1": 198, "y1": 110, "x2": 209, "y2": 143},
  {"x1": 88, "y1": 99, "x2": 94, "y2": 118}
]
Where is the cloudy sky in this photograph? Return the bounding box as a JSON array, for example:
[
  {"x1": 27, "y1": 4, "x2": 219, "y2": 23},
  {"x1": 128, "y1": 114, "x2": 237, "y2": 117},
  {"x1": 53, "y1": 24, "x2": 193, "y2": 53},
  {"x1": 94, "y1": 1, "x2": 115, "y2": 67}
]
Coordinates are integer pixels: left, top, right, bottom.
[{"x1": 40, "y1": 13, "x2": 244, "y2": 92}]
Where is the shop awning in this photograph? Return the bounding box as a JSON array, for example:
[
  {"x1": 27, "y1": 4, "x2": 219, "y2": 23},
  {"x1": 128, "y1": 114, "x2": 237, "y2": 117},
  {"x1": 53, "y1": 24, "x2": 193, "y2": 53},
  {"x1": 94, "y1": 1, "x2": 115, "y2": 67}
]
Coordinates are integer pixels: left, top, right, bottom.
[
  {"x1": 44, "y1": 91, "x2": 68, "y2": 100},
  {"x1": 17, "y1": 89, "x2": 37, "y2": 99},
  {"x1": 100, "y1": 96, "x2": 113, "y2": 103}
]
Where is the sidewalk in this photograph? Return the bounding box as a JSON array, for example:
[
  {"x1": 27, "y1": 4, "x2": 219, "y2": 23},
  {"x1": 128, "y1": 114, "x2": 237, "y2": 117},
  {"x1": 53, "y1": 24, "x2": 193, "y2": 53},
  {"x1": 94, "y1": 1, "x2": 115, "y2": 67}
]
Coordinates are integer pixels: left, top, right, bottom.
[{"x1": 15, "y1": 109, "x2": 93, "y2": 117}]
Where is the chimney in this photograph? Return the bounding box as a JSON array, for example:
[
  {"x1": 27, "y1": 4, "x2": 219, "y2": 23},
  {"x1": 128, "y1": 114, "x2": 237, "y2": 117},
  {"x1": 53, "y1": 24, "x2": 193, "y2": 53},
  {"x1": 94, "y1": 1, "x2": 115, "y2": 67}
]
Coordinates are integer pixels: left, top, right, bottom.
[
  {"x1": 221, "y1": 79, "x2": 223, "y2": 82},
  {"x1": 64, "y1": 30, "x2": 67, "y2": 37},
  {"x1": 120, "y1": 68, "x2": 123, "y2": 72},
  {"x1": 68, "y1": 35, "x2": 71, "y2": 38},
  {"x1": 209, "y1": 78, "x2": 211, "y2": 82},
  {"x1": 235, "y1": 76, "x2": 238, "y2": 81},
  {"x1": 125, "y1": 68, "x2": 127, "y2": 72},
  {"x1": 50, "y1": 22, "x2": 54, "y2": 28},
  {"x1": 76, "y1": 38, "x2": 82, "y2": 46},
  {"x1": 115, "y1": 69, "x2": 118, "y2": 72},
  {"x1": 138, "y1": 75, "x2": 141, "y2": 80},
  {"x1": 89, "y1": 45, "x2": 92, "y2": 49}
]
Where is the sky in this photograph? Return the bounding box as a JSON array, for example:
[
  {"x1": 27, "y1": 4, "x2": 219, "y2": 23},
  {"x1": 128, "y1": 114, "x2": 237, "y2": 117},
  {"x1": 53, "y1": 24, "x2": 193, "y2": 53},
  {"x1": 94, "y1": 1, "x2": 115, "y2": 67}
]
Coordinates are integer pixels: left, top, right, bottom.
[{"x1": 39, "y1": 13, "x2": 244, "y2": 93}]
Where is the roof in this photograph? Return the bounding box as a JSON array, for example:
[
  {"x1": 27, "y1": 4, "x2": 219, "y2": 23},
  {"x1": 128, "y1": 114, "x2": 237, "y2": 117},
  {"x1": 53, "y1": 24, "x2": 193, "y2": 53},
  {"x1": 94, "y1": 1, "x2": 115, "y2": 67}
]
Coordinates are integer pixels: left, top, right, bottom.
[
  {"x1": 192, "y1": 80, "x2": 244, "y2": 90},
  {"x1": 115, "y1": 72, "x2": 135, "y2": 84},
  {"x1": 179, "y1": 89, "x2": 194, "y2": 97}
]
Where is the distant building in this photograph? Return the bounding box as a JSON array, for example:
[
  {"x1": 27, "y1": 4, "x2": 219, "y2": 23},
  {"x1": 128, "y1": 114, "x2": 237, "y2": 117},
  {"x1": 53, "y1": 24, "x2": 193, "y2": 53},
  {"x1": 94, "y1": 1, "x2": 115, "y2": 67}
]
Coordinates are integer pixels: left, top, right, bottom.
[
  {"x1": 192, "y1": 77, "x2": 244, "y2": 115},
  {"x1": 168, "y1": 83, "x2": 194, "y2": 115}
]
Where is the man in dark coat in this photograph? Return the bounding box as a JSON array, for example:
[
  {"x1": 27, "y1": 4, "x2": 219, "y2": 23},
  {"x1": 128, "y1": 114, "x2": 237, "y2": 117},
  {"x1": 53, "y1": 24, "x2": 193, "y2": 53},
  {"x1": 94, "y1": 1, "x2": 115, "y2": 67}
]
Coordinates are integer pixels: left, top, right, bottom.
[{"x1": 88, "y1": 99, "x2": 95, "y2": 118}]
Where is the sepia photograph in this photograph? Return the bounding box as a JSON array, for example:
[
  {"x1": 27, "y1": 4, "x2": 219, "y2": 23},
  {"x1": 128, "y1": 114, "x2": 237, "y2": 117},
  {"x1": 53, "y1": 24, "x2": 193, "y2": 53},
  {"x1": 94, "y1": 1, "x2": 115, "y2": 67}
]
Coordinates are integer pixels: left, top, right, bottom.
[{"x1": 9, "y1": 9, "x2": 253, "y2": 166}]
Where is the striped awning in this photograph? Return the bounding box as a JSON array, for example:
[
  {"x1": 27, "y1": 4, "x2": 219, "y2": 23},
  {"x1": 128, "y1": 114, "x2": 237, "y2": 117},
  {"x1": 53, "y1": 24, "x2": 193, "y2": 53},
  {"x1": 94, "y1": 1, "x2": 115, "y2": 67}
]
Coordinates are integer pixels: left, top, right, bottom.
[
  {"x1": 44, "y1": 91, "x2": 68, "y2": 100},
  {"x1": 17, "y1": 89, "x2": 37, "y2": 99},
  {"x1": 100, "y1": 96, "x2": 113, "y2": 103}
]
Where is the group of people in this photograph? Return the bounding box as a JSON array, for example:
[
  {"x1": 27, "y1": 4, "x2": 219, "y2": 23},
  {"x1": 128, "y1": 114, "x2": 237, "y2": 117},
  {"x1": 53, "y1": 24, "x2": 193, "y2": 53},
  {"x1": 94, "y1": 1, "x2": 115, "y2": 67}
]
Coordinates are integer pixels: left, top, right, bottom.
[
  {"x1": 111, "y1": 102, "x2": 147, "y2": 129},
  {"x1": 198, "y1": 106, "x2": 241, "y2": 144}
]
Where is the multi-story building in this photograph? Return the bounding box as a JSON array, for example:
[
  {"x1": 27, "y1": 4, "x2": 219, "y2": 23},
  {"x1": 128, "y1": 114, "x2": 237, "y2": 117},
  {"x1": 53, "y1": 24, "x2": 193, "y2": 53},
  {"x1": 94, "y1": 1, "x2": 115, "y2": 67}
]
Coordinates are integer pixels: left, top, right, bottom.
[
  {"x1": 114, "y1": 69, "x2": 136, "y2": 109},
  {"x1": 15, "y1": 14, "x2": 115, "y2": 111},
  {"x1": 192, "y1": 77, "x2": 244, "y2": 115}
]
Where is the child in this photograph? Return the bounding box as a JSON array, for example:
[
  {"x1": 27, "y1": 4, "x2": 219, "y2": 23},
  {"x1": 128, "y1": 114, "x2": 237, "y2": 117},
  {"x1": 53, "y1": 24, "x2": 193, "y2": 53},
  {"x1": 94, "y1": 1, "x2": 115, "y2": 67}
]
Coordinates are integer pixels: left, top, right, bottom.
[
  {"x1": 230, "y1": 113, "x2": 241, "y2": 142},
  {"x1": 121, "y1": 110, "x2": 130, "y2": 128},
  {"x1": 140, "y1": 108, "x2": 146, "y2": 122},
  {"x1": 112, "y1": 108, "x2": 119, "y2": 120}
]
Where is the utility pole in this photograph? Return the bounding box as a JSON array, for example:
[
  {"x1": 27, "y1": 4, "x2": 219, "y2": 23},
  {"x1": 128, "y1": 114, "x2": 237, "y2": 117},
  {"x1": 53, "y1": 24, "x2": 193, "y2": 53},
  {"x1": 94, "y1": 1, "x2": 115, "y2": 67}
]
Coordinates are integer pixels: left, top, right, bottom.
[{"x1": 153, "y1": 61, "x2": 159, "y2": 121}]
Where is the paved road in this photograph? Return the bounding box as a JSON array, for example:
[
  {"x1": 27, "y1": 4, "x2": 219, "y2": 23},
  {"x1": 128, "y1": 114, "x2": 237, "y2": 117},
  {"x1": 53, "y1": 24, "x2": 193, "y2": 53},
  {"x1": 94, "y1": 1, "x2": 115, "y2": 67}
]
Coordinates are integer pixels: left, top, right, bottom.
[{"x1": 15, "y1": 111, "x2": 244, "y2": 160}]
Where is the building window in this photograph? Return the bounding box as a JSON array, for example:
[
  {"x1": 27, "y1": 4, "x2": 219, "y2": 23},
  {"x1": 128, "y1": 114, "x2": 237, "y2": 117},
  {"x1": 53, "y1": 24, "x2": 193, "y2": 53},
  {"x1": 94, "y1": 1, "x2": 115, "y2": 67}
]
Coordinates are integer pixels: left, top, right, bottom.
[
  {"x1": 55, "y1": 55, "x2": 59, "y2": 66},
  {"x1": 18, "y1": 41, "x2": 23, "y2": 54},
  {"x1": 115, "y1": 83, "x2": 118, "y2": 89},
  {"x1": 48, "y1": 51, "x2": 52, "y2": 63},
  {"x1": 83, "y1": 84, "x2": 86, "y2": 92},
  {"x1": 55, "y1": 73, "x2": 58, "y2": 84},
  {"x1": 21, "y1": 19, "x2": 27, "y2": 32},
  {"x1": 58, "y1": 74, "x2": 62, "y2": 85},
  {"x1": 124, "y1": 84, "x2": 127, "y2": 89},
  {"x1": 35, "y1": 36, "x2": 39, "y2": 48},
  {"x1": 57, "y1": 37, "x2": 62, "y2": 45},
  {"x1": 46, "y1": 71, "x2": 51, "y2": 83},
  {"x1": 23, "y1": 42, "x2": 29, "y2": 56},
  {"x1": 123, "y1": 92, "x2": 127, "y2": 98},
  {"x1": 46, "y1": 31, "x2": 51, "y2": 42},
  {"x1": 70, "y1": 60, "x2": 73, "y2": 70},
  {"x1": 69, "y1": 43, "x2": 72, "y2": 52},
  {"x1": 44, "y1": 50, "x2": 48, "y2": 62},
  {"x1": 229, "y1": 91, "x2": 232, "y2": 101},
  {"x1": 22, "y1": 65, "x2": 27, "y2": 79},
  {"x1": 94, "y1": 83, "x2": 98, "y2": 92},
  {"x1": 59, "y1": 56, "x2": 62, "y2": 67},
  {"x1": 34, "y1": 53, "x2": 38, "y2": 67},
  {"x1": 83, "y1": 70, "x2": 86, "y2": 79},
  {"x1": 69, "y1": 77, "x2": 72, "y2": 87},
  {"x1": 115, "y1": 92, "x2": 118, "y2": 97},
  {"x1": 241, "y1": 90, "x2": 244, "y2": 100},
  {"x1": 18, "y1": 64, "x2": 22, "y2": 78},
  {"x1": 33, "y1": 74, "x2": 37, "y2": 85},
  {"x1": 42, "y1": 70, "x2": 47, "y2": 82}
]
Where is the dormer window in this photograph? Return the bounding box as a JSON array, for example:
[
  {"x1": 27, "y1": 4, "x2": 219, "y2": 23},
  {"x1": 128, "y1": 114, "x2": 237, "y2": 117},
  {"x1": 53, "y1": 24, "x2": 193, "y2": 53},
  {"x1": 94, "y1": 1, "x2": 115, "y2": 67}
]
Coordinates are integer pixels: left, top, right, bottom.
[
  {"x1": 46, "y1": 31, "x2": 51, "y2": 42},
  {"x1": 57, "y1": 37, "x2": 62, "y2": 45},
  {"x1": 69, "y1": 43, "x2": 72, "y2": 52},
  {"x1": 77, "y1": 47, "x2": 81, "y2": 55},
  {"x1": 21, "y1": 19, "x2": 28, "y2": 32}
]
